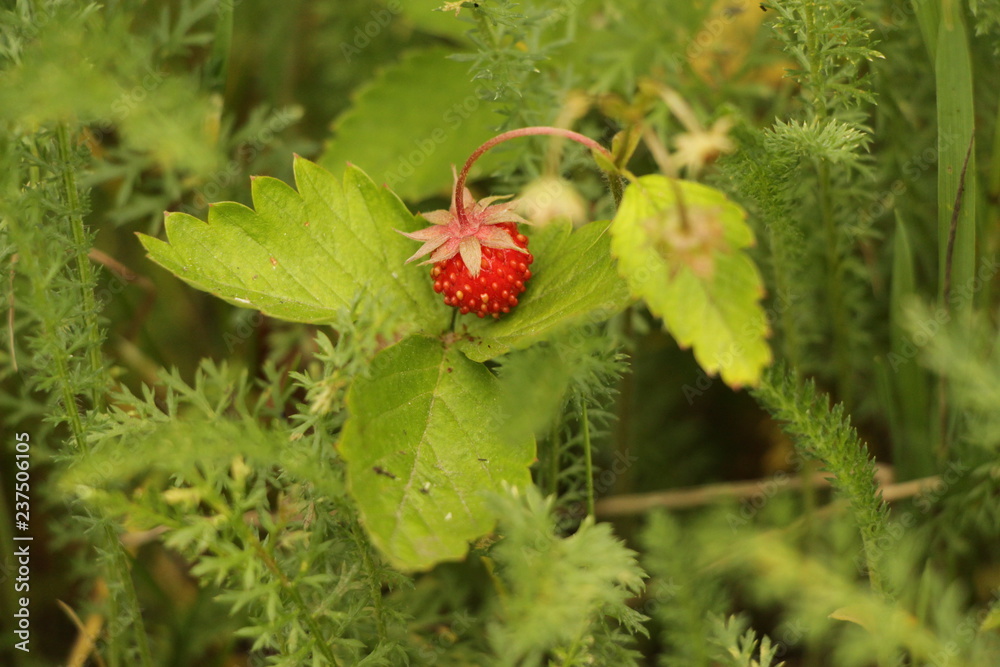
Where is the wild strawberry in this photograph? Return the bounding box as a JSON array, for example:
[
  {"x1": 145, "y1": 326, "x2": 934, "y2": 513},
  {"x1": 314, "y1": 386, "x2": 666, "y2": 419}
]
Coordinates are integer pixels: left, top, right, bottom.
[
  {"x1": 429, "y1": 222, "x2": 532, "y2": 318},
  {"x1": 399, "y1": 171, "x2": 534, "y2": 319}
]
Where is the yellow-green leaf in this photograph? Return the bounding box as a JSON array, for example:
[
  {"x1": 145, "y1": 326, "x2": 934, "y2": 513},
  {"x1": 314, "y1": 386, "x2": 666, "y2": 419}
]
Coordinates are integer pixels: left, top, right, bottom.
[{"x1": 610, "y1": 176, "x2": 771, "y2": 387}]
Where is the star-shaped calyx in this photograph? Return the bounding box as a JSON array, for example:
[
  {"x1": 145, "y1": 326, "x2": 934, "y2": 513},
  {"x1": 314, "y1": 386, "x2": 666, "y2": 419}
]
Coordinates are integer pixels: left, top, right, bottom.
[
  {"x1": 396, "y1": 126, "x2": 614, "y2": 319},
  {"x1": 399, "y1": 170, "x2": 532, "y2": 277},
  {"x1": 399, "y1": 170, "x2": 535, "y2": 318}
]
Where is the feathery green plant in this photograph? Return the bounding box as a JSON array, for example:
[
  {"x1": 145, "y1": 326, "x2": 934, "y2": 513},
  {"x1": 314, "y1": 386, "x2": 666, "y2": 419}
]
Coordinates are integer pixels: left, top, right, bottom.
[
  {"x1": 726, "y1": 0, "x2": 882, "y2": 406},
  {"x1": 752, "y1": 366, "x2": 889, "y2": 595},
  {"x1": 641, "y1": 511, "x2": 730, "y2": 666},
  {"x1": 4, "y1": 2, "x2": 1000, "y2": 666},
  {"x1": 2, "y1": 125, "x2": 155, "y2": 667},
  {"x1": 62, "y1": 356, "x2": 409, "y2": 664},
  {"x1": 709, "y1": 614, "x2": 785, "y2": 667},
  {"x1": 482, "y1": 486, "x2": 647, "y2": 666}
]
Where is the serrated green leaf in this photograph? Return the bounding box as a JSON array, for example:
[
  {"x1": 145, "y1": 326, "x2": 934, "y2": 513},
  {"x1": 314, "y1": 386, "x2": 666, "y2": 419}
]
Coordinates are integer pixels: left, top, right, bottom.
[
  {"x1": 455, "y1": 221, "x2": 631, "y2": 362},
  {"x1": 340, "y1": 335, "x2": 535, "y2": 571},
  {"x1": 138, "y1": 157, "x2": 447, "y2": 331},
  {"x1": 319, "y1": 48, "x2": 504, "y2": 201},
  {"x1": 610, "y1": 176, "x2": 771, "y2": 387}
]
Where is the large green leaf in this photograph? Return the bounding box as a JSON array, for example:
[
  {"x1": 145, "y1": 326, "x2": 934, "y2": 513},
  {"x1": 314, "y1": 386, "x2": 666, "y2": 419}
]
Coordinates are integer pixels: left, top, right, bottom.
[
  {"x1": 456, "y1": 220, "x2": 632, "y2": 362},
  {"x1": 319, "y1": 48, "x2": 504, "y2": 201},
  {"x1": 340, "y1": 335, "x2": 535, "y2": 571},
  {"x1": 138, "y1": 157, "x2": 447, "y2": 330},
  {"x1": 610, "y1": 176, "x2": 771, "y2": 387}
]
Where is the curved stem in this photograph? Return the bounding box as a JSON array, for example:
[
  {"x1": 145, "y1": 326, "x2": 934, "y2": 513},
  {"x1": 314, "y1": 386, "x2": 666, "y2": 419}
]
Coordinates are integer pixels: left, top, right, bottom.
[
  {"x1": 454, "y1": 127, "x2": 617, "y2": 225},
  {"x1": 582, "y1": 400, "x2": 595, "y2": 518}
]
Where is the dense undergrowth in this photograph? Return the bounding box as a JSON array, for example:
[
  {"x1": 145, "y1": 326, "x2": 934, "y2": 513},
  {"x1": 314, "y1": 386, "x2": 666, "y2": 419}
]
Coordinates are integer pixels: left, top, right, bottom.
[{"x1": 2, "y1": 1, "x2": 1000, "y2": 665}]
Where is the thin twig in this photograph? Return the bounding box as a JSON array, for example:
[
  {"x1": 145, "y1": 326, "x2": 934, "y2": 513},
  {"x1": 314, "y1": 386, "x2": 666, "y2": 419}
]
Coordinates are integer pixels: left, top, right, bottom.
[
  {"x1": 88, "y1": 249, "x2": 157, "y2": 341},
  {"x1": 582, "y1": 401, "x2": 595, "y2": 517},
  {"x1": 58, "y1": 598, "x2": 107, "y2": 667},
  {"x1": 594, "y1": 464, "x2": 941, "y2": 518}
]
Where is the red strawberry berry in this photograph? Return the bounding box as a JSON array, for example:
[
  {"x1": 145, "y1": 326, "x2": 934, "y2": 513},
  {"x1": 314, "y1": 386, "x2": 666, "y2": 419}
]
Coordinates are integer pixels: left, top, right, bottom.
[
  {"x1": 430, "y1": 222, "x2": 533, "y2": 318},
  {"x1": 398, "y1": 170, "x2": 534, "y2": 319}
]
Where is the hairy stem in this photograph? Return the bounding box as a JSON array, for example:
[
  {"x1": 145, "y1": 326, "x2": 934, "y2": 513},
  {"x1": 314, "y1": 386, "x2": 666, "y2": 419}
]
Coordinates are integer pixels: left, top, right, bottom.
[
  {"x1": 205, "y1": 0, "x2": 234, "y2": 94},
  {"x1": 350, "y1": 517, "x2": 387, "y2": 641},
  {"x1": 11, "y1": 135, "x2": 88, "y2": 450},
  {"x1": 819, "y1": 160, "x2": 852, "y2": 406},
  {"x1": 802, "y1": 3, "x2": 852, "y2": 403},
  {"x1": 103, "y1": 523, "x2": 155, "y2": 667},
  {"x1": 803, "y1": 1, "x2": 825, "y2": 118},
  {"x1": 454, "y1": 127, "x2": 619, "y2": 225},
  {"x1": 57, "y1": 123, "x2": 105, "y2": 411},
  {"x1": 225, "y1": 495, "x2": 341, "y2": 665},
  {"x1": 770, "y1": 232, "x2": 804, "y2": 374},
  {"x1": 582, "y1": 401, "x2": 595, "y2": 518},
  {"x1": 547, "y1": 421, "x2": 560, "y2": 498}
]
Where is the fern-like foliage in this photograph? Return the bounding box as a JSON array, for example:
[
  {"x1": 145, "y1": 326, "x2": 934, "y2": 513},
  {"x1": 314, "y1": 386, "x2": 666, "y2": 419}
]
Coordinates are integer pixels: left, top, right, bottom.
[
  {"x1": 456, "y1": 0, "x2": 564, "y2": 130},
  {"x1": 641, "y1": 511, "x2": 731, "y2": 666},
  {"x1": 723, "y1": 0, "x2": 882, "y2": 406},
  {"x1": 766, "y1": 0, "x2": 881, "y2": 116},
  {"x1": 709, "y1": 614, "x2": 785, "y2": 667},
  {"x1": 497, "y1": 327, "x2": 627, "y2": 529},
  {"x1": 641, "y1": 501, "x2": 1000, "y2": 665},
  {"x1": 752, "y1": 366, "x2": 889, "y2": 595},
  {"x1": 1, "y1": 126, "x2": 104, "y2": 443},
  {"x1": 62, "y1": 357, "x2": 411, "y2": 665},
  {"x1": 721, "y1": 124, "x2": 807, "y2": 367},
  {"x1": 0, "y1": 22, "x2": 157, "y2": 655},
  {"x1": 970, "y1": 0, "x2": 1000, "y2": 52},
  {"x1": 902, "y1": 307, "x2": 1000, "y2": 570},
  {"x1": 764, "y1": 117, "x2": 872, "y2": 168},
  {"x1": 482, "y1": 486, "x2": 648, "y2": 666}
]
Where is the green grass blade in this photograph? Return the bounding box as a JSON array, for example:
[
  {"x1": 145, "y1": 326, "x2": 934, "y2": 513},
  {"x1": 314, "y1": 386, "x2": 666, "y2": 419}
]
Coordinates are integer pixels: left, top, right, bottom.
[
  {"x1": 935, "y1": 6, "x2": 977, "y2": 316},
  {"x1": 910, "y1": 0, "x2": 941, "y2": 61},
  {"x1": 886, "y1": 216, "x2": 934, "y2": 480}
]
